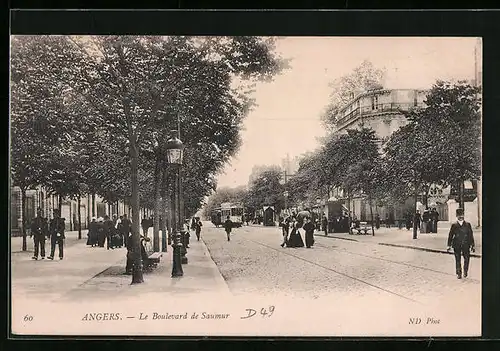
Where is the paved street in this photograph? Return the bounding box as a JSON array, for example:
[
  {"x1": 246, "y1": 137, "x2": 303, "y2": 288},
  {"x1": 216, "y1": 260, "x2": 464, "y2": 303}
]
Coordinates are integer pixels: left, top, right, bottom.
[
  {"x1": 202, "y1": 223, "x2": 481, "y2": 314},
  {"x1": 10, "y1": 223, "x2": 481, "y2": 336}
]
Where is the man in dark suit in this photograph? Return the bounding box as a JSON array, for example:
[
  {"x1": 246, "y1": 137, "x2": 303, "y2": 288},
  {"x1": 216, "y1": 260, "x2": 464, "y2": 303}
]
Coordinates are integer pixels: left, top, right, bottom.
[
  {"x1": 30, "y1": 208, "x2": 48, "y2": 260},
  {"x1": 48, "y1": 209, "x2": 66, "y2": 260},
  {"x1": 447, "y1": 208, "x2": 475, "y2": 279},
  {"x1": 224, "y1": 216, "x2": 233, "y2": 242}
]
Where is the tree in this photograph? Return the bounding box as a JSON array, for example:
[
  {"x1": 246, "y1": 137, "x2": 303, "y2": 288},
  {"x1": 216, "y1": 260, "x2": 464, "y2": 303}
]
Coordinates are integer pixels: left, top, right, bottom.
[
  {"x1": 286, "y1": 150, "x2": 329, "y2": 208},
  {"x1": 10, "y1": 35, "x2": 288, "y2": 284},
  {"x1": 245, "y1": 165, "x2": 285, "y2": 213},
  {"x1": 320, "y1": 128, "x2": 381, "y2": 232},
  {"x1": 404, "y1": 80, "x2": 481, "y2": 210},
  {"x1": 322, "y1": 60, "x2": 386, "y2": 128},
  {"x1": 383, "y1": 121, "x2": 452, "y2": 238}
]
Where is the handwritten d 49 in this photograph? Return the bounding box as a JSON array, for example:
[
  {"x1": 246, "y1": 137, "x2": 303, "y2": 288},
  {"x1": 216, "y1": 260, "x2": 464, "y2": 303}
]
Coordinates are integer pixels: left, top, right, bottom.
[{"x1": 241, "y1": 306, "x2": 275, "y2": 319}]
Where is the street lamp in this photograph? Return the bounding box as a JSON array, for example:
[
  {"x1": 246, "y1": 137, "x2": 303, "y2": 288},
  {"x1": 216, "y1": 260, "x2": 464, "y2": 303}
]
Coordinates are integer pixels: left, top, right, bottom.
[
  {"x1": 165, "y1": 135, "x2": 185, "y2": 278},
  {"x1": 283, "y1": 191, "x2": 289, "y2": 216}
]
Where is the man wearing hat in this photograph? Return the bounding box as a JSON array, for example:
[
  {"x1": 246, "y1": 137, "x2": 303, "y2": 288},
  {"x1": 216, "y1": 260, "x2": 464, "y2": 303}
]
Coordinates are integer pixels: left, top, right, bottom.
[
  {"x1": 30, "y1": 208, "x2": 48, "y2": 260},
  {"x1": 447, "y1": 208, "x2": 475, "y2": 279},
  {"x1": 48, "y1": 209, "x2": 66, "y2": 260}
]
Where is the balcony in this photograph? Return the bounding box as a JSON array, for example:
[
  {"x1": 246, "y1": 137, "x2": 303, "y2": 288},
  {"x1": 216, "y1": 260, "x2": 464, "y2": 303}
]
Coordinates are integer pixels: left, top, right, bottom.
[{"x1": 336, "y1": 102, "x2": 422, "y2": 127}]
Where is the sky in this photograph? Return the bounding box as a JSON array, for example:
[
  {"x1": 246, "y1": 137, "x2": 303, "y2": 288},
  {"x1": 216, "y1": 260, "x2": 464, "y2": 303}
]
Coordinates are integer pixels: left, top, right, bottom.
[{"x1": 216, "y1": 37, "x2": 479, "y2": 189}]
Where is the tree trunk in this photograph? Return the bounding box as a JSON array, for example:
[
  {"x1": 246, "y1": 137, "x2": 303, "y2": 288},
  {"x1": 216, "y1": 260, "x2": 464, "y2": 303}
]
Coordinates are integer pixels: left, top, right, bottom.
[
  {"x1": 87, "y1": 195, "x2": 91, "y2": 227},
  {"x1": 346, "y1": 190, "x2": 352, "y2": 234},
  {"x1": 58, "y1": 194, "x2": 63, "y2": 213},
  {"x1": 77, "y1": 196, "x2": 82, "y2": 239},
  {"x1": 129, "y1": 140, "x2": 144, "y2": 284},
  {"x1": 369, "y1": 197, "x2": 375, "y2": 236},
  {"x1": 413, "y1": 184, "x2": 419, "y2": 240},
  {"x1": 91, "y1": 193, "x2": 96, "y2": 217},
  {"x1": 21, "y1": 187, "x2": 27, "y2": 251},
  {"x1": 153, "y1": 155, "x2": 161, "y2": 252},
  {"x1": 458, "y1": 179, "x2": 465, "y2": 210}
]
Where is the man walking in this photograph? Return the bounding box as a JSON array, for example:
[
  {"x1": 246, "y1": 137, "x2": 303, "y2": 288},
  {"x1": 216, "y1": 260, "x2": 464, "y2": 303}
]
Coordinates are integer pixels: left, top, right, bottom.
[
  {"x1": 447, "y1": 208, "x2": 475, "y2": 279},
  {"x1": 48, "y1": 209, "x2": 65, "y2": 260},
  {"x1": 120, "y1": 214, "x2": 132, "y2": 248},
  {"x1": 30, "y1": 208, "x2": 48, "y2": 260},
  {"x1": 224, "y1": 216, "x2": 233, "y2": 242},
  {"x1": 321, "y1": 215, "x2": 328, "y2": 236},
  {"x1": 280, "y1": 216, "x2": 290, "y2": 247},
  {"x1": 195, "y1": 219, "x2": 203, "y2": 241}
]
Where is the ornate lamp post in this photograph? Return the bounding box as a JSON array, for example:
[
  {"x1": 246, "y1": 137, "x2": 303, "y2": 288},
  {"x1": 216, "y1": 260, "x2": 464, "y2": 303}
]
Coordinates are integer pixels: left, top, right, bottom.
[
  {"x1": 165, "y1": 135, "x2": 185, "y2": 277},
  {"x1": 283, "y1": 191, "x2": 289, "y2": 216}
]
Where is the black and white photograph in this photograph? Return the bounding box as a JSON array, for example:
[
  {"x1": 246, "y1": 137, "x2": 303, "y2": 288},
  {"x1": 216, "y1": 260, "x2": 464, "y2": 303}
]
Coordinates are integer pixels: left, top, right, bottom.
[{"x1": 9, "y1": 35, "x2": 482, "y2": 336}]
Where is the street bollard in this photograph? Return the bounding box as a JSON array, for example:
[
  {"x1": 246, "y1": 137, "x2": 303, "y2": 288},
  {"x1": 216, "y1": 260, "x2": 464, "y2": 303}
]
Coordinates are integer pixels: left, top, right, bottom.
[
  {"x1": 171, "y1": 231, "x2": 183, "y2": 277},
  {"x1": 180, "y1": 230, "x2": 188, "y2": 264}
]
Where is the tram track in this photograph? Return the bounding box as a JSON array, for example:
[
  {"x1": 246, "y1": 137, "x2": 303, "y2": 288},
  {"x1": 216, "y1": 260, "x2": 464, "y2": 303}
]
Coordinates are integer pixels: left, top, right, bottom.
[
  {"x1": 312, "y1": 241, "x2": 481, "y2": 283},
  {"x1": 238, "y1": 235, "x2": 423, "y2": 305},
  {"x1": 236, "y1": 226, "x2": 480, "y2": 284}
]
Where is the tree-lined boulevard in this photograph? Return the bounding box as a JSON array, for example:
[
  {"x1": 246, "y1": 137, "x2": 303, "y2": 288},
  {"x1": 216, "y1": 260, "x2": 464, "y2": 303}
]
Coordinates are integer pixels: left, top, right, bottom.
[{"x1": 11, "y1": 35, "x2": 288, "y2": 284}]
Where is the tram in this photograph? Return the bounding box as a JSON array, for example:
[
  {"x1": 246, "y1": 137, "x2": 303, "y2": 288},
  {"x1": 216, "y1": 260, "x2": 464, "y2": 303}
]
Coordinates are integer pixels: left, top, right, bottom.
[{"x1": 219, "y1": 202, "x2": 244, "y2": 227}]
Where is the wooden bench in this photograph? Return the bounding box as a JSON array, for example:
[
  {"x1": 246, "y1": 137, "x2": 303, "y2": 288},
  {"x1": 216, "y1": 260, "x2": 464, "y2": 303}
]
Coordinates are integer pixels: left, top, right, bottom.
[
  {"x1": 355, "y1": 222, "x2": 370, "y2": 235},
  {"x1": 141, "y1": 238, "x2": 162, "y2": 271}
]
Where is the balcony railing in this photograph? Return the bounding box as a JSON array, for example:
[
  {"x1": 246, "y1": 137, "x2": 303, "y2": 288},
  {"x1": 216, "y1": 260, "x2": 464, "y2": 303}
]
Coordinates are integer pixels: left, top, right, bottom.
[{"x1": 336, "y1": 102, "x2": 422, "y2": 126}]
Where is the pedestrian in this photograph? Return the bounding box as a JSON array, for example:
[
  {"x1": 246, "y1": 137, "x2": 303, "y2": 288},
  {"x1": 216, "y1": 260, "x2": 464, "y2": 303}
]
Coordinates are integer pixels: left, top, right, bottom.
[
  {"x1": 303, "y1": 217, "x2": 315, "y2": 248},
  {"x1": 405, "y1": 211, "x2": 412, "y2": 230},
  {"x1": 431, "y1": 208, "x2": 439, "y2": 233},
  {"x1": 413, "y1": 210, "x2": 421, "y2": 230},
  {"x1": 87, "y1": 217, "x2": 98, "y2": 247},
  {"x1": 104, "y1": 215, "x2": 115, "y2": 250},
  {"x1": 286, "y1": 218, "x2": 305, "y2": 248},
  {"x1": 447, "y1": 208, "x2": 475, "y2": 279},
  {"x1": 48, "y1": 209, "x2": 65, "y2": 260},
  {"x1": 224, "y1": 216, "x2": 233, "y2": 241},
  {"x1": 97, "y1": 217, "x2": 106, "y2": 247},
  {"x1": 375, "y1": 213, "x2": 381, "y2": 230},
  {"x1": 280, "y1": 216, "x2": 290, "y2": 247},
  {"x1": 422, "y1": 208, "x2": 430, "y2": 233},
  {"x1": 195, "y1": 219, "x2": 203, "y2": 241},
  {"x1": 120, "y1": 214, "x2": 132, "y2": 248},
  {"x1": 385, "y1": 213, "x2": 390, "y2": 228},
  {"x1": 191, "y1": 217, "x2": 196, "y2": 232},
  {"x1": 141, "y1": 216, "x2": 149, "y2": 238},
  {"x1": 30, "y1": 207, "x2": 48, "y2": 260},
  {"x1": 321, "y1": 215, "x2": 328, "y2": 236}
]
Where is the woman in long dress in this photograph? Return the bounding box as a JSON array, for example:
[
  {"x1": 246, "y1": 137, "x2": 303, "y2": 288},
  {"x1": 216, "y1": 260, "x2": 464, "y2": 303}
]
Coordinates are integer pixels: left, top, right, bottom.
[
  {"x1": 87, "y1": 217, "x2": 98, "y2": 247},
  {"x1": 286, "y1": 219, "x2": 304, "y2": 248},
  {"x1": 303, "y1": 217, "x2": 315, "y2": 248}
]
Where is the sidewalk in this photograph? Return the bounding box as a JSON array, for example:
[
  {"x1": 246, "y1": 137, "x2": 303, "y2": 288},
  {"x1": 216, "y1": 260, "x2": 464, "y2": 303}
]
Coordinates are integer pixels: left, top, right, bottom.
[
  {"x1": 11, "y1": 229, "x2": 89, "y2": 254},
  {"x1": 50, "y1": 231, "x2": 231, "y2": 302},
  {"x1": 315, "y1": 223, "x2": 482, "y2": 257}
]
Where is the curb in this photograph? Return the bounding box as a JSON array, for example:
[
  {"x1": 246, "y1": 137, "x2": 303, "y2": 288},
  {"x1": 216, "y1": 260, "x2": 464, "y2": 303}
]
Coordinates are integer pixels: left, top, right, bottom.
[
  {"x1": 199, "y1": 238, "x2": 232, "y2": 295},
  {"x1": 313, "y1": 233, "x2": 358, "y2": 242},
  {"x1": 313, "y1": 233, "x2": 481, "y2": 258},
  {"x1": 378, "y1": 242, "x2": 482, "y2": 258}
]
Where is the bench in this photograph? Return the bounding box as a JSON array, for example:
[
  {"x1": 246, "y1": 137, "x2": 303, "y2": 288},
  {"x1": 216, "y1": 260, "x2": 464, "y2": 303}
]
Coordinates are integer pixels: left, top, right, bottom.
[
  {"x1": 355, "y1": 222, "x2": 370, "y2": 235},
  {"x1": 141, "y1": 238, "x2": 162, "y2": 271}
]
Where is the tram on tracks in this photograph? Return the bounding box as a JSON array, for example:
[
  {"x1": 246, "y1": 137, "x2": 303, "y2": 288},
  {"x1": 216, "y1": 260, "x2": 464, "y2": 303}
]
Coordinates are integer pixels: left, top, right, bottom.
[{"x1": 211, "y1": 202, "x2": 244, "y2": 227}]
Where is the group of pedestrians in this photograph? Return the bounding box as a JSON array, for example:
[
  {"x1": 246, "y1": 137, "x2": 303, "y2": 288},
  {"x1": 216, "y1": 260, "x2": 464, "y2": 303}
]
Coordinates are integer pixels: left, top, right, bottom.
[
  {"x1": 30, "y1": 207, "x2": 66, "y2": 261},
  {"x1": 280, "y1": 215, "x2": 316, "y2": 249},
  {"x1": 87, "y1": 214, "x2": 132, "y2": 250},
  {"x1": 410, "y1": 208, "x2": 440, "y2": 233}
]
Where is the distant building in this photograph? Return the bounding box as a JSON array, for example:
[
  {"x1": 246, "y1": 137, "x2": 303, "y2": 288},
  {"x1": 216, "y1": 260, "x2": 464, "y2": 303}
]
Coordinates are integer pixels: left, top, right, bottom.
[
  {"x1": 334, "y1": 88, "x2": 428, "y2": 143},
  {"x1": 9, "y1": 186, "x2": 145, "y2": 236},
  {"x1": 280, "y1": 153, "x2": 300, "y2": 184}
]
